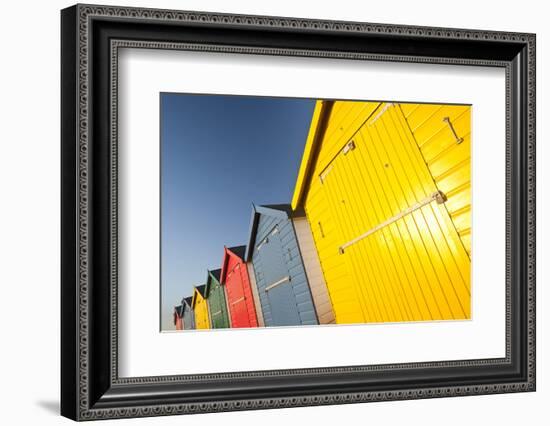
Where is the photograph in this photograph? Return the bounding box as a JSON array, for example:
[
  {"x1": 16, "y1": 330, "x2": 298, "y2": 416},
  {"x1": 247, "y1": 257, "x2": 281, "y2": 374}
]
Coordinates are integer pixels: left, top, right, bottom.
[
  {"x1": 59, "y1": 3, "x2": 536, "y2": 420},
  {"x1": 162, "y1": 94, "x2": 472, "y2": 331}
]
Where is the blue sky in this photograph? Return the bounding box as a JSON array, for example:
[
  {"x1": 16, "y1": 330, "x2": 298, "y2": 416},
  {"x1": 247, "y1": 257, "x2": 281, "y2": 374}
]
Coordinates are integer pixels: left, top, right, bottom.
[{"x1": 161, "y1": 93, "x2": 315, "y2": 330}]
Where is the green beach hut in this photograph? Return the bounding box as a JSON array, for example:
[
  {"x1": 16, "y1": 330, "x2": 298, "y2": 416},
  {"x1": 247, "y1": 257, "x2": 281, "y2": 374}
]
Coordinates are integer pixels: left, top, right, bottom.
[{"x1": 205, "y1": 268, "x2": 231, "y2": 329}]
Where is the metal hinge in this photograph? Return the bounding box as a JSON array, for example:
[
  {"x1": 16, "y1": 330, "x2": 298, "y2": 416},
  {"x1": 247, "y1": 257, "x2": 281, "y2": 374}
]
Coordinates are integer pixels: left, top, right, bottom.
[
  {"x1": 257, "y1": 227, "x2": 278, "y2": 251},
  {"x1": 265, "y1": 276, "x2": 291, "y2": 292},
  {"x1": 339, "y1": 190, "x2": 447, "y2": 254},
  {"x1": 318, "y1": 221, "x2": 325, "y2": 238},
  {"x1": 256, "y1": 238, "x2": 268, "y2": 251},
  {"x1": 342, "y1": 140, "x2": 356, "y2": 155},
  {"x1": 231, "y1": 297, "x2": 245, "y2": 305},
  {"x1": 443, "y1": 116, "x2": 464, "y2": 145},
  {"x1": 319, "y1": 140, "x2": 356, "y2": 183},
  {"x1": 369, "y1": 102, "x2": 393, "y2": 126}
]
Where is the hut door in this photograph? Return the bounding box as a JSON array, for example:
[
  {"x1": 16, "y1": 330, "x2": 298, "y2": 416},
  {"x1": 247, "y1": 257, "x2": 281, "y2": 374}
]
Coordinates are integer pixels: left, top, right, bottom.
[
  {"x1": 210, "y1": 286, "x2": 224, "y2": 328},
  {"x1": 236, "y1": 264, "x2": 252, "y2": 322},
  {"x1": 319, "y1": 103, "x2": 470, "y2": 322},
  {"x1": 227, "y1": 264, "x2": 248, "y2": 326},
  {"x1": 227, "y1": 263, "x2": 250, "y2": 327},
  {"x1": 258, "y1": 227, "x2": 301, "y2": 326}
]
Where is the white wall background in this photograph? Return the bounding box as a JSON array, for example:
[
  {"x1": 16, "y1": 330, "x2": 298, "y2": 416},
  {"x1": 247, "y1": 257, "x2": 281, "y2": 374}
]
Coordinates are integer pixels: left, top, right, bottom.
[{"x1": 0, "y1": 0, "x2": 546, "y2": 424}]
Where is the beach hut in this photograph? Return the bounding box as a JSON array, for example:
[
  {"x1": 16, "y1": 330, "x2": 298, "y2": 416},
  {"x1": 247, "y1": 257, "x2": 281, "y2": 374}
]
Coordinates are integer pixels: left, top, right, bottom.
[
  {"x1": 245, "y1": 204, "x2": 331, "y2": 327},
  {"x1": 205, "y1": 269, "x2": 231, "y2": 329},
  {"x1": 182, "y1": 296, "x2": 195, "y2": 330},
  {"x1": 220, "y1": 246, "x2": 259, "y2": 328},
  {"x1": 192, "y1": 284, "x2": 210, "y2": 329},
  {"x1": 173, "y1": 305, "x2": 184, "y2": 330},
  {"x1": 246, "y1": 259, "x2": 265, "y2": 327},
  {"x1": 291, "y1": 100, "x2": 471, "y2": 324}
]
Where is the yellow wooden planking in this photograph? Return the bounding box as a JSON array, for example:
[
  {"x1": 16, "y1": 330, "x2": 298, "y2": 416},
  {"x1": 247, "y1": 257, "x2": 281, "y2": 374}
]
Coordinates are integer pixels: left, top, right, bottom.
[
  {"x1": 293, "y1": 100, "x2": 471, "y2": 324},
  {"x1": 401, "y1": 104, "x2": 472, "y2": 256},
  {"x1": 315, "y1": 102, "x2": 380, "y2": 176},
  {"x1": 193, "y1": 290, "x2": 210, "y2": 330},
  {"x1": 386, "y1": 104, "x2": 469, "y2": 318}
]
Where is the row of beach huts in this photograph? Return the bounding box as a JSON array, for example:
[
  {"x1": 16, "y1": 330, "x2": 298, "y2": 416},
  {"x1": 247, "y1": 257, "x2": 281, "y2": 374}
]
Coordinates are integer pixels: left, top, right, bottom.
[{"x1": 174, "y1": 100, "x2": 473, "y2": 330}]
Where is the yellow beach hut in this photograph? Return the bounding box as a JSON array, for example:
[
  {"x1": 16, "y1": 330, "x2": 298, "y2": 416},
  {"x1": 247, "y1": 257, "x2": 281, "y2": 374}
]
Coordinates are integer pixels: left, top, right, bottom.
[
  {"x1": 192, "y1": 284, "x2": 210, "y2": 329},
  {"x1": 291, "y1": 100, "x2": 471, "y2": 325}
]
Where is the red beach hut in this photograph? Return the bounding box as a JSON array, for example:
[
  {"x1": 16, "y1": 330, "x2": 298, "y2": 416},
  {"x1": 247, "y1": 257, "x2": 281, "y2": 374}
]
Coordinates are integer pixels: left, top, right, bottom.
[{"x1": 220, "y1": 245, "x2": 259, "y2": 328}]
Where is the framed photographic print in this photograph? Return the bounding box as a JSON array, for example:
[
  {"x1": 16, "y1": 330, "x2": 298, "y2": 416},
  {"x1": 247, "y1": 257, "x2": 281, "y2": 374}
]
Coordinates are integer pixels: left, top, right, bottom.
[{"x1": 61, "y1": 3, "x2": 536, "y2": 421}]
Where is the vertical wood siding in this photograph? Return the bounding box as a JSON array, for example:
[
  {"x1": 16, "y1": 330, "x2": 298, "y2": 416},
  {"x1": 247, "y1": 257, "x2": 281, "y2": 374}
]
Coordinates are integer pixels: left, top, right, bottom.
[
  {"x1": 293, "y1": 217, "x2": 336, "y2": 324},
  {"x1": 193, "y1": 291, "x2": 210, "y2": 329},
  {"x1": 206, "y1": 273, "x2": 230, "y2": 329},
  {"x1": 183, "y1": 306, "x2": 195, "y2": 330},
  {"x1": 399, "y1": 103, "x2": 472, "y2": 256},
  {"x1": 251, "y1": 212, "x2": 318, "y2": 326},
  {"x1": 298, "y1": 101, "x2": 471, "y2": 324},
  {"x1": 223, "y1": 250, "x2": 259, "y2": 328},
  {"x1": 247, "y1": 262, "x2": 265, "y2": 327}
]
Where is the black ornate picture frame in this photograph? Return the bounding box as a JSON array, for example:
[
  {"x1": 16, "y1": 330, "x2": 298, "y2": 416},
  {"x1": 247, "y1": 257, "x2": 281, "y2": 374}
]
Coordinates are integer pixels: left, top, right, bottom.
[{"x1": 61, "y1": 3, "x2": 536, "y2": 421}]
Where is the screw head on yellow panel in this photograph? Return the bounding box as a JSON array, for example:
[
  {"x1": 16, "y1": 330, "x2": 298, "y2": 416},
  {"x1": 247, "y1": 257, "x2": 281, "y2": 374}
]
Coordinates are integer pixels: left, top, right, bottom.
[{"x1": 434, "y1": 190, "x2": 448, "y2": 204}]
